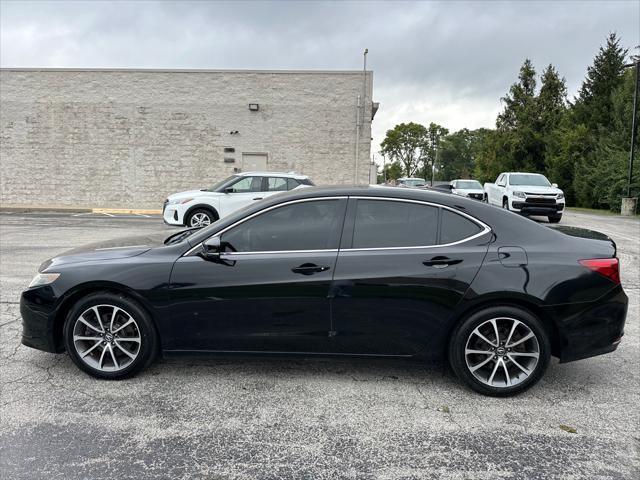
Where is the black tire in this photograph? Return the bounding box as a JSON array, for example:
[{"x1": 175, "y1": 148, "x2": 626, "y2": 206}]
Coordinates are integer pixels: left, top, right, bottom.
[
  {"x1": 448, "y1": 306, "x2": 551, "y2": 397},
  {"x1": 548, "y1": 214, "x2": 562, "y2": 223},
  {"x1": 186, "y1": 208, "x2": 216, "y2": 228},
  {"x1": 502, "y1": 198, "x2": 509, "y2": 210},
  {"x1": 63, "y1": 291, "x2": 159, "y2": 380}
]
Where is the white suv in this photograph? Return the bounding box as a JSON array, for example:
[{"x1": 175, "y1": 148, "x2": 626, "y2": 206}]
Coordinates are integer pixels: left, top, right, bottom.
[{"x1": 163, "y1": 172, "x2": 314, "y2": 227}]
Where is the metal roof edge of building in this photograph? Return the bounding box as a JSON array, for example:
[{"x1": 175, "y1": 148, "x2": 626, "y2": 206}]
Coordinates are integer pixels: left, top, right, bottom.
[{"x1": 0, "y1": 67, "x2": 373, "y2": 75}]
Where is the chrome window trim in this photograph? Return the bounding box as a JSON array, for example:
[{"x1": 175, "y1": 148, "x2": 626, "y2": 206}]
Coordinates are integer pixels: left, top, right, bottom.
[
  {"x1": 183, "y1": 195, "x2": 492, "y2": 257},
  {"x1": 183, "y1": 196, "x2": 348, "y2": 256},
  {"x1": 343, "y1": 196, "x2": 491, "y2": 251}
]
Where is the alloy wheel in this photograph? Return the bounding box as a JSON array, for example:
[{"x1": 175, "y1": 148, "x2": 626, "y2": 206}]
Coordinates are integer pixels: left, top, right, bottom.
[
  {"x1": 190, "y1": 212, "x2": 211, "y2": 228},
  {"x1": 72, "y1": 304, "x2": 141, "y2": 372},
  {"x1": 464, "y1": 317, "x2": 540, "y2": 388}
]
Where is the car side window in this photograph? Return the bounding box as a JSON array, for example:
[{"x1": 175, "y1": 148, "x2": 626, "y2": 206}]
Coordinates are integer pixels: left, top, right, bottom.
[
  {"x1": 286, "y1": 178, "x2": 300, "y2": 190},
  {"x1": 266, "y1": 177, "x2": 288, "y2": 192},
  {"x1": 221, "y1": 200, "x2": 344, "y2": 252},
  {"x1": 440, "y1": 209, "x2": 482, "y2": 244},
  {"x1": 497, "y1": 174, "x2": 505, "y2": 186},
  {"x1": 352, "y1": 200, "x2": 438, "y2": 248},
  {"x1": 228, "y1": 176, "x2": 262, "y2": 193}
]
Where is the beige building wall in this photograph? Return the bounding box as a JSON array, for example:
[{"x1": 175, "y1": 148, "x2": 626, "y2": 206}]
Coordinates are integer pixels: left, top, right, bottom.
[{"x1": 0, "y1": 68, "x2": 374, "y2": 209}]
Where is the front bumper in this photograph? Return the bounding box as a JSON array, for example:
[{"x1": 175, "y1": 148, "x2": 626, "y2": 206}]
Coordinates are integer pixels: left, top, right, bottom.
[
  {"x1": 512, "y1": 199, "x2": 564, "y2": 215},
  {"x1": 546, "y1": 286, "x2": 628, "y2": 363},
  {"x1": 20, "y1": 286, "x2": 63, "y2": 353},
  {"x1": 163, "y1": 203, "x2": 186, "y2": 226}
]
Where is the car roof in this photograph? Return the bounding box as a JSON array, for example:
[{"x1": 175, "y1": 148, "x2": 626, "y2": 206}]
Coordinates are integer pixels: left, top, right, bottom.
[{"x1": 237, "y1": 171, "x2": 309, "y2": 179}]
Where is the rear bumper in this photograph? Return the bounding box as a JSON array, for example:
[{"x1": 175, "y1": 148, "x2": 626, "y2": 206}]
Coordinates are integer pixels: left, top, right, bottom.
[{"x1": 545, "y1": 286, "x2": 628, "y2": 363}]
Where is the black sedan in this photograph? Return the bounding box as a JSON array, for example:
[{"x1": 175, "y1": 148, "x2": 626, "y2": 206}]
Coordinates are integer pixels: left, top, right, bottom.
[{"x1": 20, "y1": 186, "x2": 627, "y2": 396}]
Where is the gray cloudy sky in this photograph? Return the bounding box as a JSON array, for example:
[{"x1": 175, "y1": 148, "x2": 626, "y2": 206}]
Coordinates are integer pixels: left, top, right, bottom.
[{"x1": 1, "y1": 0, "x2": 638, "y2": 156}]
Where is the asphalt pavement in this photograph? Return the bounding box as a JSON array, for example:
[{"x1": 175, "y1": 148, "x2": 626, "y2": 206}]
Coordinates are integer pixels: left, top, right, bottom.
[{"x1": 0, "y1": 210, "x2": 638, "y2": 479}]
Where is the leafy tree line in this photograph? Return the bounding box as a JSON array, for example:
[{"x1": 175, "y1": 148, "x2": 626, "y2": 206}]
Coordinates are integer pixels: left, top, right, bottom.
[{"x1": 379, "y1": 33, "x2": 639, "y2": 210}]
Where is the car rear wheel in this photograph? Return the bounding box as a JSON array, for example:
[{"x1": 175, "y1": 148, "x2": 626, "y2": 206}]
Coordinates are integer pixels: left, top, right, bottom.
[
  {"x1": 448, "y1": 306, "x2": 551, "y2": 396},
  {"x1": 186, "y1": 208, "x2": 216, "y2": 228},
  {"x1": 63, "y1": 292, "x2": 158, "y2": 379},
  {"x1": 548, "y1": 214, "x2": 562, "y2": 223}
]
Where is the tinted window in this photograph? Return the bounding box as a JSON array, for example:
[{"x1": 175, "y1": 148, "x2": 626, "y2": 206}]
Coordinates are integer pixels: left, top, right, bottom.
[
  {"x1": 222, "y1": 200, "x2": 344, "y2": 252},
  {"x1": 353, "y1": 200, "x2": 438, "y2": 248},
  {"x1": 266, "y1": 177, "x2": 288, "y2": 192},
  {"x1": 286, "y1": 178, "x2": 300, "y2": 190},
  {"x1": 440, "y1": 209, "x2": 482, "y2": 244},
  {"x1": 228, "y1": 176, "x2": 262, "y2": 193}
]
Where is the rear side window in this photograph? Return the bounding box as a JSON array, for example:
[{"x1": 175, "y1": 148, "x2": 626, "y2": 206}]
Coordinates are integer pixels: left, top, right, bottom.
[
  {"x1": 286, "y1": 178, "x2": 300, "y2": 190},
  {"x1": 298, "y1": 178, "x2": 315, "y2": 186},
  {"x1": 440, "y1": 209, "x2": 482, "y2": 244},
  {"x1": 352, "y1": 200, "x2": 438, "y2": 248},
  {"x1": 266, "y1": 177, "x2": 288, "y2": 192}
]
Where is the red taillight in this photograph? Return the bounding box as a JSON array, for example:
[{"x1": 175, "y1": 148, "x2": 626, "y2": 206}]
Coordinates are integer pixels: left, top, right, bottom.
[{"x1": 579, "y1": 258, "x2": 620, "y2": 284}]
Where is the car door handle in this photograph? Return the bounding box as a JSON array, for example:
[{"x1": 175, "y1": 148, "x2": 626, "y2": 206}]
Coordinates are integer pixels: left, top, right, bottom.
[
  {"x1": 291, "y1": 263, "x2": 330, "y2": 275},
  {"x1": 423, "y1": 256, "x2": 463, "y2": 268},
  {"x1": 253, "y1": 197, "x2": 263, "y2": 200}
]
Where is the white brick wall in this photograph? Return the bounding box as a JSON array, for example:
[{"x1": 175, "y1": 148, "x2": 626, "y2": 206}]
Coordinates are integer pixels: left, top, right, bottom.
[{"x1": 0, "y1": 69, "x2": 374, "y2": 209}]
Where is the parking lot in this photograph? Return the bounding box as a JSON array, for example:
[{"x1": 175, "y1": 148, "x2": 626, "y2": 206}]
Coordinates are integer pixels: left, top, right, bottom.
[{"x1": 0, "y1": 210, "x2": 638, "y2": 479}]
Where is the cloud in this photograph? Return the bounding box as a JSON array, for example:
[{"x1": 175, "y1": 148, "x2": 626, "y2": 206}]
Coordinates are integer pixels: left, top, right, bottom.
[{"x1": 1, "y1": 0, "x2": 638, "y2": 157}]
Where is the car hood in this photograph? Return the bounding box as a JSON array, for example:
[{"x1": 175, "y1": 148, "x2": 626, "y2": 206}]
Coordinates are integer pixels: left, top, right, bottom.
[
  {"x1": 167, "y1": 189, "x2": 222, "y2": 201},
  {"x1": 39, "y1": 234, "x2": 167, "y2": 270}
]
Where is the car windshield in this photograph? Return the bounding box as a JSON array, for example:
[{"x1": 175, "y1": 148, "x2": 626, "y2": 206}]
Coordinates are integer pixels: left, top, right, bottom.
[
  {"x1": 456, "y1": 180, "x2": 482, "y2": 189},
  {"x1": 203, "y1": 175, "x2": 238, "y2": 192},
  {"x1": 509, "y1": 174, "x2": 551, "y2": 187},
  {"x1": 401, "y1": 179, "x2": 426, "y2": 187}
]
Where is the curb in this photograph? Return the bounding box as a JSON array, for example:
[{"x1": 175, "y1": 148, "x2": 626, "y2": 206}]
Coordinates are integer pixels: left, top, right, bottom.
[{"x1": 0, "y1": 205, "x2": 162, "y2": 215}]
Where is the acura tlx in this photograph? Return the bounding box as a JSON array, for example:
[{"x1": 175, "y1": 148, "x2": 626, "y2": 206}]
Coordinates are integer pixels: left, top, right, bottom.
[{"x1": 21, "y1": 186, "x2": 627, "y2": 396}]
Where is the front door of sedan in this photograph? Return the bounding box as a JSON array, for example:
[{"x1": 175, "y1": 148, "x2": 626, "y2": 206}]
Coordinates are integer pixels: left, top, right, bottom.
[
  {"x1": 167, "y1": 198, "x2": 347, "y2": 353},
  {"x1": 331, "y1": 198, "x2": 491, "y2": 356},
  {"x1": 218, "y1": 175, "x2": 265, "y2": 217}
]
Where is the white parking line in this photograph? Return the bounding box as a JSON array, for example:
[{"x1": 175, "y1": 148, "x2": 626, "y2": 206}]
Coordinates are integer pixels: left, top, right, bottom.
[{"x1": 101, "y1": 212, "x2": 115, "y2": 217}]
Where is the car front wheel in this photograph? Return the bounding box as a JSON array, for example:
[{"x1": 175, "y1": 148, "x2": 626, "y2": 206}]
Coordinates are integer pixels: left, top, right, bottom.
[
  {"x1": 548, "y1": 214, "x2": 562, "y2": 223},
  {"x1": 448, "y1": 306, "x2": 551, "y2": 396},
  {"x1": 63, "y1": 292, "x2": 158, "y2": 379},
  {"x1": 186, "y1": 208, "x2": 215, "y2": 228}
]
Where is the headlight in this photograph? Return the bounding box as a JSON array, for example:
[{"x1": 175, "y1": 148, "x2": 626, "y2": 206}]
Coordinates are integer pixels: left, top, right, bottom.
[
  {"x1": 513, "y1": 191, "x2": 526, "y2": 198},
  {"x1": 167, "y1": 198, "x2": 193, "y2": 205},
  {"x1": 28, "y1": 273, "x2": 60, "y2": 288},
  {"x1": 557, "y1": 193, "x2": 565, "y2": 200}
]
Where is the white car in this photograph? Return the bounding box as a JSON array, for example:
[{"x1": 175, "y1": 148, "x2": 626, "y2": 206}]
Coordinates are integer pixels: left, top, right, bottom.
[
  {"x1": 450, "y1": 179, "x2": 486, "y2": 201},
  {"x1": 397, "y1": 177, "x2": 427, "y2": 188},
  {"x1": 163, "y1": 172, "x2": 314, "y2": 227},
  {"x1": 484, "y1": 172, "x2": 565, "y2": 223}
]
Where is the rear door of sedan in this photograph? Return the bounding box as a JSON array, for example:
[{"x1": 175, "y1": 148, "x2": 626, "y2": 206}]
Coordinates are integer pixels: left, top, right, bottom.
[
  {"x1": 330, "y1": 197, "x2": 492, "y2": 356},
  {"x1": 167, "y1": 197, "x2": 347, "y2": 353}
]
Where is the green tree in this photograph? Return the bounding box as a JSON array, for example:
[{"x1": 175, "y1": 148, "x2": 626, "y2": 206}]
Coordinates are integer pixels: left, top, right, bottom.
[
  {"x1": 377, "y1": 160, "x2": 404, "y2": 183},
  {"x1": 439, "y1": 128, "x2": 490, "y2": 180},
  {"x1": 380, "y1": 122, "x2": 429, "y2": 177},
  {"x1": 573, "y1": 32, "x2": 628, "y2": 130},
  {"x1": 419, "y1": 122, "x2": 449, "y2": 180}
]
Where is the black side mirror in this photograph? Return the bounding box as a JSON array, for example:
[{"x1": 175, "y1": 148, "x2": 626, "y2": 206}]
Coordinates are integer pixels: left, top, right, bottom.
[
  {"x1": 200, "y1": 236, "x2": 221, "y2": 260},
  {"x1": 223, "y1": 187, "x2": 234, "y2": 194}
]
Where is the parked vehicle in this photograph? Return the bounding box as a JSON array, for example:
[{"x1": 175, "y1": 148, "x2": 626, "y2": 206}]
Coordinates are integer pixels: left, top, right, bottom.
[
  {"x1": 484, "y1": 172, "x2": 565, "y2": 223},
  {"x1": 21, "y1": 186, "x2": 627, "y2": 396},
  {"x1": 451, "y1": 179, "x2": 485, "y2": 201},
  {"x1": 163, "y1": 172, "x2": 314, "y2": 227},
  {"x1": 397, "y1": 177, "x2": 427, "y2": 188}
]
